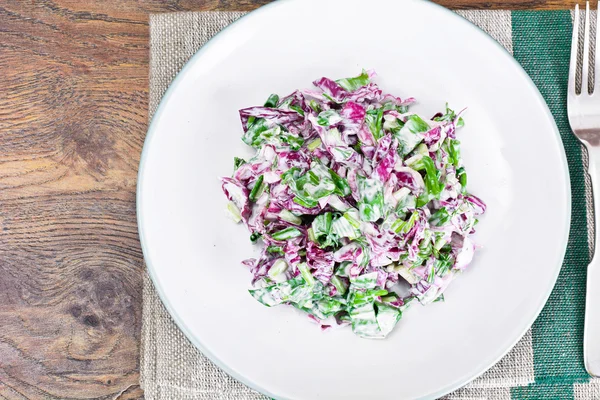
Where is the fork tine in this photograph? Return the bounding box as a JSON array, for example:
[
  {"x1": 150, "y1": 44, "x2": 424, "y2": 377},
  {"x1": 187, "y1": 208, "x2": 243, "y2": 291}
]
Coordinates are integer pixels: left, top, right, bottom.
[
  {"x1": 570, "y1": 3, "x2": 581, "y2": 97},
  {"x1": 583, "y1": 1, "x2": 591, "y2": 94},
  {"x1": 595, "y1": 0, "x2": 599, "y2": 93}
]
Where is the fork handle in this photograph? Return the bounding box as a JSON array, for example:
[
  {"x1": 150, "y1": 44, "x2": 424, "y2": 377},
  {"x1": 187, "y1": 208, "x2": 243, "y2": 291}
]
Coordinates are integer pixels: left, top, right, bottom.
[{"x1": 585, "y1": 144, "x2": 600, "y2": 377}]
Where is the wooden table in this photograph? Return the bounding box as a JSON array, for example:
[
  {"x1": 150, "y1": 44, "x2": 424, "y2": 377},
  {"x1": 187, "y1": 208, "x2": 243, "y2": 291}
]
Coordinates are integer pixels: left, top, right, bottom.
[{"x1": 0, "y1": 0, "x2": 578, "y2": 398}]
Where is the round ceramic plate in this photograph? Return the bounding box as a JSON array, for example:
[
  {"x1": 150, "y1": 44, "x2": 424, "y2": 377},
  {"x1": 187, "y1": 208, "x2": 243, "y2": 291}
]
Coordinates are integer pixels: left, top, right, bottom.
[{"x1": 137, "y1": 0, "x2": 570, "y2": 398}]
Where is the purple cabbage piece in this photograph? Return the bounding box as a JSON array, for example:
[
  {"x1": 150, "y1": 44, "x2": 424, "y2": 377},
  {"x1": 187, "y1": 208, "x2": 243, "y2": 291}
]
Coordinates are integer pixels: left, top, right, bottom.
[
  {"x1": 358, "y1": 126, "x2": 377, "y2": 150},
  {"x1": 466, "y1": 195, "x2": 487, "y2": 215},
  {"x1": 333, "y1": 242, "x2": 368, "y2": 278},
  {"x1": 345, "y1": 83, "x2": 383, "y2": 104},
  {"x1": 284, "y1": 237, "x2": 304, "y2": 273},
  {"x1": 277, "y1": 150, "x2": 311, "y2": 172},
  {"x1": 312, "y1": 77, "x2": 349, "y2": 102},
  {"x1": 339, "y1": 102, "x2": 366, "y2": 136},
  {"x1": 244, "y1": 251, "x2": 279, "y2": 285},
  {"x1": 221, "y1": 177, "x2": 251, "y2": 222},
  {"x1": 423, "y1": 126, "x2": 442, "y2": 146},
  {"x1": 239, "y1": 106, "x2": 303, "y2": 131},
  {"x1": 307, "y1": 242, "x2": 335, "y2": 284},
  {"x1": 382, "y1": 94, "x2": 416, "y2": 106},
  {"x1": 372, "y1": 134, "x2": 399, "y2": 182},
  {"x1": 279, "y1": 90, "x2": 312, "y2": 114},
  {"x1": 247, "y1": 192, "x2": 270, "y2": 234},
  {"x1": 395, "y1": 167, "x2": 425, "y2": 195}
]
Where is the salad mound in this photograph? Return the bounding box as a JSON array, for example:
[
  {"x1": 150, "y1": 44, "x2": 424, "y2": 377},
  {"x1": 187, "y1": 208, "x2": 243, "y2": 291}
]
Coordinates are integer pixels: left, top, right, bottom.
[{"x1": 221, "y1": 70, "x2": 486, "y2": 339}]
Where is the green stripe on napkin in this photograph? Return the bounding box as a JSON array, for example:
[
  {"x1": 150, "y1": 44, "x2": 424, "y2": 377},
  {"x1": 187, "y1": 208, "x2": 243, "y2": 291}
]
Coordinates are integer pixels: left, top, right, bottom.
[{"x1": 511, "y1": 10, "x2": 590, "y2": 399}]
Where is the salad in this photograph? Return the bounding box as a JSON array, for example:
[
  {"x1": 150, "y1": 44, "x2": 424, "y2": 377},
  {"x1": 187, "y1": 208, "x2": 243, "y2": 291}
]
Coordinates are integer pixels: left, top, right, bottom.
[{"x1": 221, "y1": 70, "x2": 486, "y2": 339}]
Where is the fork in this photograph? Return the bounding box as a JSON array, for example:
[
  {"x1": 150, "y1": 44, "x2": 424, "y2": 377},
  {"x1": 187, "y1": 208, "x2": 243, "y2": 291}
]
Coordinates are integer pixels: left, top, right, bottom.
[{"x1": 568, "y1": 0, "x2": 600, "y2": 378}]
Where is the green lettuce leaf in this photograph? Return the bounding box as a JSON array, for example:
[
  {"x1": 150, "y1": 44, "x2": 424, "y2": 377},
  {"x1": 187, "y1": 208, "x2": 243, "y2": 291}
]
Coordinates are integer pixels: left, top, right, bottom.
[{"x1": 336, "y1": 70, "x2": 371, "y2": 92}]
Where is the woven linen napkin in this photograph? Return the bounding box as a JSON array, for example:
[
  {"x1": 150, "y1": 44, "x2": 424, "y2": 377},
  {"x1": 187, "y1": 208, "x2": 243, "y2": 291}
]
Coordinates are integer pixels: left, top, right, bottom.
[{"x1": 142, "y1": 10, "x2": 595, "y2": 399}]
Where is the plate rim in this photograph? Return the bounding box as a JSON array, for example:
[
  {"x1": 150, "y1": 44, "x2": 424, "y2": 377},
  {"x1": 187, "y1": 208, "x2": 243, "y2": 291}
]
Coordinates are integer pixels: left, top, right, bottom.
[{"x1": 137, "y1": 1, "x2": 571, "y2": 398}]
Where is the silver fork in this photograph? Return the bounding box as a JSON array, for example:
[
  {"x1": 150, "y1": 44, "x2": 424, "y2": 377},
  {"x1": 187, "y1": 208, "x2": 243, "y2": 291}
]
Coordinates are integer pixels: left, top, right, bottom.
[{"x1": 568, "y1": 0, "x2": 600, "y2": 378}]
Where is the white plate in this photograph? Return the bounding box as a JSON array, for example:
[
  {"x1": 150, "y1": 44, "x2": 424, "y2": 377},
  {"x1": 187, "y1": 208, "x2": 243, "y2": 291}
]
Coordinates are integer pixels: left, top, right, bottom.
[{"x1": 137, "y1": 1, "x2": 570, "y2": 398}]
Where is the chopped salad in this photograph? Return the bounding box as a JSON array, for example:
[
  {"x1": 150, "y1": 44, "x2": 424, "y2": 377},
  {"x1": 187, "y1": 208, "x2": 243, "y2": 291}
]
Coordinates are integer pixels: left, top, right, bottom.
[{"x1": 221, "y1": 70, "x2": 486, "y2": 339}]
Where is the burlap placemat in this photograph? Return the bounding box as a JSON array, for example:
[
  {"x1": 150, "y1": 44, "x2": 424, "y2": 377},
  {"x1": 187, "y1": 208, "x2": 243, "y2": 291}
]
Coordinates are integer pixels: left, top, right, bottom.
[{"x1": 141, "y1": 9, "x2": 594, "y2": 399}]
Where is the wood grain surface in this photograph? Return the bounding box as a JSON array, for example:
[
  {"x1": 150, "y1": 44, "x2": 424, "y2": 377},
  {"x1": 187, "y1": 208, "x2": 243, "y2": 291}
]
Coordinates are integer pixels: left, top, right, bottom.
[{"x1": 0, "y1": 0, "x2": 580, "y2": 399}]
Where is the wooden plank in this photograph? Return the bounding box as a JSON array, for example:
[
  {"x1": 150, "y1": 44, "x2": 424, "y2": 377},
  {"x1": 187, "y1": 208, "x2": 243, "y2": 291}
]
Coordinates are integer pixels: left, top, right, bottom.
[
  {"x1": 0, "y1": 0, "x2": 580, "y2": 398},
  {"x1": 0, "y1": 192, "x2": 143, "y2": 399}
]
